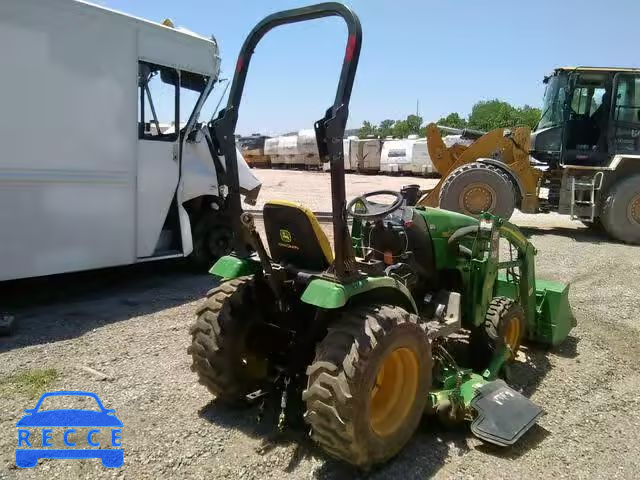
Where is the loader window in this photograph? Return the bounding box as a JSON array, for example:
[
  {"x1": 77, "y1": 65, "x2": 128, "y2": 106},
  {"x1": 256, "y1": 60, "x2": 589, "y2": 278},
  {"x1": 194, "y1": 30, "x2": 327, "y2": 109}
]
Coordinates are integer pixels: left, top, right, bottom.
[
  {"x1": 570, "y1": 87, "x2": 606, "y2": 117},
  {"x1": 138, "y1": 62, "x2": 179, "y2": 141},
  {"x1": 612, "y1": 74, "x2": 640, "y2": 153},
  {"x1": 539, "y1": 74, "x2": 568, "y2": 129},
  {"x1": 613, "y1": 74, "x2": 640, "y2": 124}
]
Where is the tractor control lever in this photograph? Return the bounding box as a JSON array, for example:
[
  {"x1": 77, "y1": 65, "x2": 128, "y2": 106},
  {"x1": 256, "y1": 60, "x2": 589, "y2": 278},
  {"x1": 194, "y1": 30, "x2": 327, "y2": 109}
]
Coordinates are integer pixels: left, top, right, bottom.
[{"x1": 240, "y1": 213, "x2": 287, "y2": 310}]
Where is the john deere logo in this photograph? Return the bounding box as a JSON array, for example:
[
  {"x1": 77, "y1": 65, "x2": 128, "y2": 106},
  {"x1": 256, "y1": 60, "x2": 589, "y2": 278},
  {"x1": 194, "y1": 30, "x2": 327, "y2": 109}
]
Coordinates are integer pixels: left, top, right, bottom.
[{"x1": 280, "y1": 229, "x2": 292, "y2": 243}]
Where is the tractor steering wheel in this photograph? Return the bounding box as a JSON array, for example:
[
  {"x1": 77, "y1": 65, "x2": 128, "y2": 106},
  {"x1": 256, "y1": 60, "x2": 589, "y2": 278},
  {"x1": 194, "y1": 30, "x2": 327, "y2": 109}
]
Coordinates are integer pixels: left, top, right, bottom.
[{"x1": 346, "y1": 190, "x2": 405, "y2": 220}]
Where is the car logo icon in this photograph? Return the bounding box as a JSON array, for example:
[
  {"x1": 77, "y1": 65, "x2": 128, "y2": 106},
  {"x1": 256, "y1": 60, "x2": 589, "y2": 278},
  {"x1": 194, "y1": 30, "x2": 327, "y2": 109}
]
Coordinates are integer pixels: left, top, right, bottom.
[{"x1": 15, "y1": 391, "x2": 123, "y2": 468}]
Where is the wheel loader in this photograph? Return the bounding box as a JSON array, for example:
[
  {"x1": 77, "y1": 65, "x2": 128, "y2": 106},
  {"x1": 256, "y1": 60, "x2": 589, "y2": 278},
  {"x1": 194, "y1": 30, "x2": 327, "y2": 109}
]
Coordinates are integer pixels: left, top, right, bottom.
[
  {"x1": 187, "y1": 3, "x2": 575, "y2": 468},
  {"x1": 420, "y1": 67, "x2": 640, "y2": 245}
]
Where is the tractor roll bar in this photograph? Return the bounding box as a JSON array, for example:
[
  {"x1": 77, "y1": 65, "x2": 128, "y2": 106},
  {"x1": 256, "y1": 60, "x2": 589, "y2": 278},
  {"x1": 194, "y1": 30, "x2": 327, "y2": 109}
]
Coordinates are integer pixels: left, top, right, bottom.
[
  {"x1": 209, "y1": 3, "x2": 362, "y2": 276},
  {"x1": 226, "y1": 2, "x2": 361, "y2": 119}
]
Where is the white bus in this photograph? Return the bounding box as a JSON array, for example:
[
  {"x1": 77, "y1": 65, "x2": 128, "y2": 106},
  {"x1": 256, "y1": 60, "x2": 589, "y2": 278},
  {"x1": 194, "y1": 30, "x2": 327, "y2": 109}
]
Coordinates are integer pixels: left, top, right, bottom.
[{"x1": 0, "y1": 0, "x2": 261, "y2": 281}]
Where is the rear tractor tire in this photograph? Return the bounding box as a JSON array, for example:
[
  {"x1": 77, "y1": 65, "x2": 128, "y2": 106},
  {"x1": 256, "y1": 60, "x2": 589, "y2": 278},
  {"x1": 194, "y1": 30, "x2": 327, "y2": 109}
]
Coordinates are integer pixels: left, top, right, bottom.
[
  {"x1": 188, "y1": 276, "x2": 268, "y2": 404},
  {"x1": 471, "y1": 297, "x2": 526, "y2": 369},
  {"x1": 439, "y1": 162, "x2": 516, "y2": 219},
  {"x1": 600, "y1": 175, "x2": 640, "y2": 244},
  {"x1": 303, "y1": 304, "x2": 432, "y2": 468}
]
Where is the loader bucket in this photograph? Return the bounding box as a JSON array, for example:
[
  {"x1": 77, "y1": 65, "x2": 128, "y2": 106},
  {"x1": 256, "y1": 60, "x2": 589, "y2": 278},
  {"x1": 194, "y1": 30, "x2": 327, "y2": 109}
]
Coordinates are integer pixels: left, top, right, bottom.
[
  {"x1": 532, "y1": 278, "x2": 575, "y2": 346},
  {"x1": 496, "y1": 276, "x2": 575, "y2": 346}
]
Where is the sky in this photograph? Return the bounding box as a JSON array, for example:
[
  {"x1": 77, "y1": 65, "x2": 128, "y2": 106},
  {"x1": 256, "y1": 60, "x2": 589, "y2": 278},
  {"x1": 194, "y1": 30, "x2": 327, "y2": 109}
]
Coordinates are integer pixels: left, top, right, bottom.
[{"x1": 103, "y1": 0, "x2": 640, "y2": 136}]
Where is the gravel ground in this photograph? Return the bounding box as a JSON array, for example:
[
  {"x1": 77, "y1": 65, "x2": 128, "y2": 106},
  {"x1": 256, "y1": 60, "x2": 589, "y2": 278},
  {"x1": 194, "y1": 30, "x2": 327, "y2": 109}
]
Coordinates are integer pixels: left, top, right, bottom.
[{"x1": 1, "y1": 169, "x2": 640, "y2": 479}]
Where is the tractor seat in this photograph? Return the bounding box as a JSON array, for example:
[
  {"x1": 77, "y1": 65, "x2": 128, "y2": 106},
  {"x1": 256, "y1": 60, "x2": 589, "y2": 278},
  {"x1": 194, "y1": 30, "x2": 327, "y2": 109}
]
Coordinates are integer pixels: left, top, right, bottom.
[{"x1": 263, "y1": 200, "x2": 334, "y2": 271}]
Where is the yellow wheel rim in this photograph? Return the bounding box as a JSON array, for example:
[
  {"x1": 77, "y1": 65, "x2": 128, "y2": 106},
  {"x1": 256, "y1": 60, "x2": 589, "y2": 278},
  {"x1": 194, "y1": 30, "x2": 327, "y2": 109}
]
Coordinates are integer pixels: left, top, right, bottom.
[
  {"x1": 503, "y1": 318, "x2": 522, "y2": 355},
  {"x1": 369, "y1": 347, "x2": 419, "y2": 437},
  {"x1": 628, "y1": 193, "x2": 640, "y2": 225},
  {"x1": 460, "y1": 183, "x2": 497, "y2": 215}
]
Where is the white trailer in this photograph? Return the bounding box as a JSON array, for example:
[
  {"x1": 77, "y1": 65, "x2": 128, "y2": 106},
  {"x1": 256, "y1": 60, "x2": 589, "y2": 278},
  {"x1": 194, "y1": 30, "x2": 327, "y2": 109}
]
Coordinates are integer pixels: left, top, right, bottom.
[
  {"x1": 0, "y1": 0, "x2": 261, "y2": 281},
  {"x1": 380, "y1": 138, "x2": 434, "y2": 175},
  {"x1": 350, "y1": 137, "x2": 382, "y2": 173}
]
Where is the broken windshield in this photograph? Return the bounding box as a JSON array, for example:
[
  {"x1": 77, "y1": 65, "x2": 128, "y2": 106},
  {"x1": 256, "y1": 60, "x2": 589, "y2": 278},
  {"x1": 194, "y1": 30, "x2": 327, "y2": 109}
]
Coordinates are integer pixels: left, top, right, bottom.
[{"x1": 138, "y1": 62, "x2": 212, "y2": 139}]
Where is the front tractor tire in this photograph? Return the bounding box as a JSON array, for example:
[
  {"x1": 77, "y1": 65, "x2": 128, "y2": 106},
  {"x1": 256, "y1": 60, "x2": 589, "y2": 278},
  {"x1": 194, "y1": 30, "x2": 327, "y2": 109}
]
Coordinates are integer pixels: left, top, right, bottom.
[
  {"x1": 439, "y1": 162, "x2": 516, "y2": 219},
  {"x1": 303, "y1": 305, "x2": 432, "y2": 468},
  {"x1": 188, "y1": 276, "x2": 268, "y2": 404},
  {"x1": 471, "y1": 297, "x2": 526, "y2": 369}
]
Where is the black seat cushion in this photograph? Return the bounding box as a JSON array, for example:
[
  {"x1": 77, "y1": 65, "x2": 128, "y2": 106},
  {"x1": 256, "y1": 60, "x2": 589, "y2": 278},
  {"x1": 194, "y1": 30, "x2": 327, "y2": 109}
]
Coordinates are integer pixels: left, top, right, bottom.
[{"x1": 263, "y1": 201, "x2": 333, "y2": 271}]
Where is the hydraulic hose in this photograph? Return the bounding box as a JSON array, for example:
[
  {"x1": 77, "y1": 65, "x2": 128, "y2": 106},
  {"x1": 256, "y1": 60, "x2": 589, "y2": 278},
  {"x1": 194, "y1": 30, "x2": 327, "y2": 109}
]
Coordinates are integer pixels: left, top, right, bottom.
[{"x1": 447, "y1": 225, "x2": 478, "y2": 245}]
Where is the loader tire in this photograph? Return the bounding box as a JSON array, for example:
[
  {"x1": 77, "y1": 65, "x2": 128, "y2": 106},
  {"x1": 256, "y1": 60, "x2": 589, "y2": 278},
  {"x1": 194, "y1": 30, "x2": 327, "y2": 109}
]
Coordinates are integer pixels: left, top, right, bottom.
[
  {"x1": 303, "y1": 304, "x2": 431, "y2": 468},
  {"x1": 471, "y1": 297, "x2": 526, "y2": 370},
  {"x1": 600, "y1": 175, "x2": 640, "y2": 244},
  {"x1": 581, "y1": 218, "x2": 604, "y2": 232},
  {"x1": 188, "y1": 276, "x2": 268, "y2": 404},
  {"x1": 439, "y1": 162, "x2": 516, "y2": 219}
]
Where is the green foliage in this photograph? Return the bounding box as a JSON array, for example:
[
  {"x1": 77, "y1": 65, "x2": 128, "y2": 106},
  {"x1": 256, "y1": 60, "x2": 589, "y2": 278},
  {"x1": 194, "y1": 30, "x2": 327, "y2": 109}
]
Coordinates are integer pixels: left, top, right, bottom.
[
  {"x1": 362, "y1": 100, "x2": 542, "y2": 138},
  {"x1": 446, "y1": 100, "x2": 542, "y2": 132},
  {"x1": 378, "y1": 119, "x2": 395, "y2": 138},
  {"x1": 437, "y1": 112, "x2": 468, "y2": 129},
  {"x1": 358, "y1": 120, "x2": 377, "y2": 138},
  {"x1": 514, "y1": 105, "x2": 543, "y2": 130},
  {"x1": 358, "y1": 115, "x2": 424, "y2": 139}
]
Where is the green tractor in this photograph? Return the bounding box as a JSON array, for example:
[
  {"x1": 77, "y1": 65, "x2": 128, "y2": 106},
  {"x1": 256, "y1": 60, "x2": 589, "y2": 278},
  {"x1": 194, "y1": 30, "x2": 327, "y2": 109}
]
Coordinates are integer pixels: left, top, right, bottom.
[{"x1": 188, "y1": 3, "x2": 576, "y2": 468}]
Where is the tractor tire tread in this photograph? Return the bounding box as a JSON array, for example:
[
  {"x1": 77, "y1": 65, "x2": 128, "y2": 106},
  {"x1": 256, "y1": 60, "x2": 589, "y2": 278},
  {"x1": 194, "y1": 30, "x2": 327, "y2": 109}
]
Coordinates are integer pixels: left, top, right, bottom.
[
  {"x1": 188, "y1": 276, "x2": 259, "y2": 403},
  {"x1": 470, "y1": 296, "x2": 525, "y2": 370},
  {"x1": 439, "y1": 161, "x2": 516, "y2": 219},
  {"x1": 483, "y1": 296, "x2": 515, "y2": 341},
  {"x1": 303, "y1": 304, "x2": 430, "y2": 468},
  {"x1": 600, "y1": 175, "x2": 640, "y2": 244}
]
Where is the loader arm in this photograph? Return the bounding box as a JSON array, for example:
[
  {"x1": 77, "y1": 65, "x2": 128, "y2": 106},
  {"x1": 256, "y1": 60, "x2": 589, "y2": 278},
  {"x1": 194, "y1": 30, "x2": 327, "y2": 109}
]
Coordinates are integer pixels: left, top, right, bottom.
[
  {"x1": 493, "y1": 218, "x2": 574, "y2": 345},
  {"x1": 418, "y1": 125, "x2": 542, "y2": 212}
]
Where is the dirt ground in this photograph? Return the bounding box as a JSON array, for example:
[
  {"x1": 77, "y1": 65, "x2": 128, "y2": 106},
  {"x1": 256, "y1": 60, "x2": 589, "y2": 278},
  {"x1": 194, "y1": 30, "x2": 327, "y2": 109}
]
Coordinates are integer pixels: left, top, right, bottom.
[{"x1": 1, "y1": 169, "x2": 640, "y2": 479}]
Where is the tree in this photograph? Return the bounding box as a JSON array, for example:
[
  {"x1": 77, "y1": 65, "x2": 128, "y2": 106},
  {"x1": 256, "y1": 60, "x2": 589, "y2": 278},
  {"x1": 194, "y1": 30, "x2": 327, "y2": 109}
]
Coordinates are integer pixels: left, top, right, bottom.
[
  {"x1": 467, "y1": 100, "x2": 514, "y2": 131},
  {"x1": 358, "y1": 120, "x2": 378, "y2": 138},
  {"x1": 436, "y1": 112, "x2": 467, "y2": 129},
  {"x1": 435, "y1": 100, "x2": 542, "y2": 133},
  {"x1": 378, "y1": 119, "x2": 395, "y2": 138},
  {"x1": 392, "y1": 120, "x2": 410, "y2": 139},
  {"x1": 467, "y1": 100, "x2": 542, "y2": 131},
  {"x1": 514, "y1": 105, "x2": 542, "y2": 129},
  {"x1": 405, "y1": 114, "x2": 423, "y2": 135},
  {"x1": 357, "y1": 114, "x2": 424, "y2": 140}
]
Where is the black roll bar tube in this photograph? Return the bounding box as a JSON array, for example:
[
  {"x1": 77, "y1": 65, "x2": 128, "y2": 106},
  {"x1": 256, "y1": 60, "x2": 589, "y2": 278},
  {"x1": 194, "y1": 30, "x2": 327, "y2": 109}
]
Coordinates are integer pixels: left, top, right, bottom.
[{"x1": 208, "y1": 2, "x2": 362, "y2": 277}]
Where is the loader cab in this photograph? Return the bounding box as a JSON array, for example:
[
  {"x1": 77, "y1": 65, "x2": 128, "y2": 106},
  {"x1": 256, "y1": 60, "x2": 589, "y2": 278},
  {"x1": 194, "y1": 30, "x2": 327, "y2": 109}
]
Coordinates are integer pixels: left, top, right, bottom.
[{"x1": 532, "y1": 67, "x2": 640, "y2": 167}]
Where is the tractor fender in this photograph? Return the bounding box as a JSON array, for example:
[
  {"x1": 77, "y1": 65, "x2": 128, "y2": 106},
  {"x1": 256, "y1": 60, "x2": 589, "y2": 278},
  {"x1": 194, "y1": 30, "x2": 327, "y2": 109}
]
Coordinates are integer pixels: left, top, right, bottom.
[
  {"x1": 475, "y1": 158, "x2": 525, "y2": 201},
  {"x1": 301, "y1": 277, "x2": 418, "y2": 313},
  {"x1": 209, "y1": 255, "x2": 261, "y2": 280}
]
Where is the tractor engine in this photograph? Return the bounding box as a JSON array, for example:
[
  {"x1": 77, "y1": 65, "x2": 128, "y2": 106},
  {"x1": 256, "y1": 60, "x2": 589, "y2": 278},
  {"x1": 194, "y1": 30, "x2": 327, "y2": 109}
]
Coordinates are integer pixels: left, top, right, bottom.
[{"x1": 361, "y1": 206, "x2": 438, "y2": 293}]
